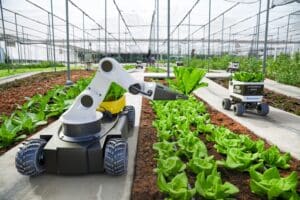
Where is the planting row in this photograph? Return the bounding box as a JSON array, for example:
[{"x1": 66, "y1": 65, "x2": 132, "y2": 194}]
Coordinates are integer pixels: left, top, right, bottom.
[
  {"x1": 186, "y1": 53, "x2": 300, "y2": 87},
  {"x1": 0, "y1": 78, "x2": 91, "y2": 149},
  {"x1": 151, "y1": 67, "x2": 299, "y2": 200}
]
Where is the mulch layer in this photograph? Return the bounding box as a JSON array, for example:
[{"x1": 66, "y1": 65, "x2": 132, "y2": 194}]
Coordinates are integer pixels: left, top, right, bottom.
[
  {"x1": 131, "y1": 78, "x2": 300, "y2": 200},
  {"x1": 210, "y1": 78, "x2": 300, "y2": 116}
]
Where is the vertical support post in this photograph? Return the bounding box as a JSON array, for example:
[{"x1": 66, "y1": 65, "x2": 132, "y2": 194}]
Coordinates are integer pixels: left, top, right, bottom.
[
  {"x1": 47, "y1": 12, "x2": 51, "y2": 62},
  {"x1": 275, "y1": 27, "x2": 279, "y2": 59},
  {"x1": 262, "y1": 0, "x2": 270, "y2": 75},
  {"x1": 203, "y1": 26, "x2": 205, "y2": 56},
  {"x1": 256, "y1": 0, "x2": 262, "y2": 57},
  {"x1": 118, "y1": 13, "x2": 121, "y2": 60},
  {"x1": 207, "y1": 0, "x2": 211, "y2": 71},
  {"x1": 124, "y1": 31, "x2": 127, "y2": 54},
  {"x1": 50, "y1": 0, "x2": 56, "y2": 69},
  {"x1": 187, "y1": 13, "x2": 190, "y2": 67},
  {"x1": 82, "y1": 12, "x2": 85, "y2": 63},
  {"x1": 156, "y1": 0, "x2": 159, "y2": 61},
  {"x1": 98, "y1": 27, "x2": 101, "y2": 56},
  {"x1": 14, "y1": 13, "x2": 20, "y2": 64},
  {"x1": 221, "y1": 14, "x2": 224, "y2": 55},
  {"x1": 228, "y1": 26, "x2": 231, "y2": 53},
  {"x1": 105, "y1": 0, "x2": 108, "y2": 56},
  {"x1": 177, "y1": 26, "x2": 180, "y2": 56},
  {"x1": 65, "y1": 0, "x2": 72, "y2": 85},
  {"x1": 232, "y1": 34, "x2": 235, "y2": 53},
  {"x1": 22, "y1": 26, "x2": 26, "y2": 64},
  {"x1": 72, "y1": 25, "x2": 76, "y2": 64},
  {"x1": 0, "y1": 0, "x2": 8, "y2": 67},
  {"x1": 188, "y1": 14, "x2": 191, "y2": 66},
  {"x1": 167, "y1": 0, "x2": 170, "y2": 78},
  {"x1": 26, "y1": 33, "x2": 30, "y2": 63},
  {"x1": 284, "y1": 14, "x2": 290, "y2": 55},
  {"x1": 212, "y1": 34, "x2": 214, "y2": 55}
]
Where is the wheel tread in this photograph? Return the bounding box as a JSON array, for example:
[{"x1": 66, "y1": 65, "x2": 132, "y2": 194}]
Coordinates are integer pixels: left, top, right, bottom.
[
  {"x1": 104, "y1": 138, "x2": 128, "y2": 176},
  {"x1": 15, "y1": 139, "x2": 46, "y2": 176}
]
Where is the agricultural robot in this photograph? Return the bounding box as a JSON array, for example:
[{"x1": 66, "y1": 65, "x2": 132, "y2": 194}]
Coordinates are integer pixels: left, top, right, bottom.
[
  {"x1": 15, "y1": 58, "x2": 186, "y2": 176},
  {"x1": 222, "y1": 79, "x2": 269, "y2": 116}
]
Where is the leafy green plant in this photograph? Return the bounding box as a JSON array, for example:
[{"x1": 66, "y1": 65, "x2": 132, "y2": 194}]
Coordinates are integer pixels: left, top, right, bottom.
[
  {"x1": 259, "y1": 146, "x2": 291, "y2": 169},
  {"x1": 187, "y1": 156, "x2": 216, "y2": 176},
  {"x1": 123, "y1": 65, "x2": 135, "y2": 70},
  {"x1": 153, "y1": 140, "x2": 176, "y2": 159},
  {"x1": 12, "y1": 111, "x2": 47, "y2": 133},
  {"x1": 157, "y1": 172, "x2": 196, "y2": 200},
  {"x1": 155, "y1": 156, "x2": 186, "y2": 178},
  {"x1": 0, "y1": 117, "x2": 23, "y2": 148},
  {"x1": 177, "y1": 133, "x2": 207, "y2": 159},
  {"x1": 195, "y1": 166, "x2": 239, "y2": 199},
  {"x1": 249, "y1": 167, "x2": 299, "y2": 199},
  {"x1": 217, "y1": 148, "x2": 260, "y2": 171},
  {"x1": 232, "y1": 71, "x2": 264, "y2": 82},
  {"x1": 170, "y1": 67, "x2": 207, "y2": 95},
  {"x1": 104, "y1": 82, "x2": 126, "y2": 101},
  {"x1": 0, "y1": 77, "x2": 92, "y2": 149}
]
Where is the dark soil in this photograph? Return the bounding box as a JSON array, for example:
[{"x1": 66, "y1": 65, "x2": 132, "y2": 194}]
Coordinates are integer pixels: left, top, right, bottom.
[
  {"x1": 131, "y1": 78, "x2": 300, "y2": 200},
  {"x1": 210, "y1": 78, "x2": 300, "y2": 116},
  {"x1": 199, "y1": 98, "x2": 300, "y2": 199},
  {"x1": 131, "y1": 98, "x2": 163, "y2": 200},
  {"x1": 0, "y1": 70, "x2": 93, "y2": 117}
]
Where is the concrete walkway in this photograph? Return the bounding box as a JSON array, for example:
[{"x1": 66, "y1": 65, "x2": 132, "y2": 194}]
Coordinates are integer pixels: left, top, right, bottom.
[
  {"x1": 0, "y1": 72, "x2": 42, "y2": 86},
  {"x1": 264, "y1": 78, "x2": 300, "y2": 99},
  {"x1": 194, "y1": 77, "x2": 300, "y2": 160},
  {"x1": 0, "y1": 71, "x2": 144, "y2": 200},
  {"x1": 144, "y1": 72, "x2": 175, "y2": 78},
  {"x1": 144, "y1": 71, "x2": 230, "y2": 79}
]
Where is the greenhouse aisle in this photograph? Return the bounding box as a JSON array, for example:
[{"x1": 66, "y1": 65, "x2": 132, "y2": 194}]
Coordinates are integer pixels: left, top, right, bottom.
[
  {"x1": 0, "y1": 70, "x2": 143, "y2": 200},
  {"x1": 264, "y1": 79, "x2": 300, "y2": 99},
  {"x1": 194, "y1": 77, "x2": 300, "y2": 160},
  {"x1": 0, "y1": 72, "x2": 42, "y2": 86}
]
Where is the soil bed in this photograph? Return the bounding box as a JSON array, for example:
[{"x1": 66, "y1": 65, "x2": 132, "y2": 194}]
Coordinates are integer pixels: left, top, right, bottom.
[
  {"x1": 0, "y1": 70, "x2": 93, "y2": 117},
  {"x1": 131, "y1": 78, "x2": 300, "y2": 200},
  {"x1": 0, "y1": 70, "x2": 94, "y2": 154},
  {"x1": 210, "y1": 78, "x2": 300, "y2": 116}
]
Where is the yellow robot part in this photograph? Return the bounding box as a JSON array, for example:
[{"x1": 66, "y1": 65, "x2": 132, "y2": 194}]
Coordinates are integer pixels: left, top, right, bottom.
[{"x1": 97, "y1": 95, "x2": 126, "y2": 114}]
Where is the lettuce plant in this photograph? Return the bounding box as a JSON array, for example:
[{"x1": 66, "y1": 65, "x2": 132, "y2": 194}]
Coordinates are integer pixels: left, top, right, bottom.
[
  {"x1": 217, "y1": 148, "x2": 260, "y2": 171},
  {"x1": 170, "y1": 67, "x2": 207, "y2": 95},
  {"x1": 259, "y1": 146, "x2": 291, "y2": 169},
  {"x1": 250, "y1": 167, "x2": 299, "y2": 199},
  {"x1": 195, "y1": 166, "x2": 239, "y2": 199},
  {"x1": 157, "y1": 172, "x2": 196, "y2": 200},
  {"x1": 187, "y1": 156, "x2": 216, "y2": 176},
  {"x1": 104, "y1": 82, "x2": 126, "y2": 101},
  {"x1": 232, "y1": 71, "x2": 264, "y2": 82},
  {"x1": 153, "y1": 140, "x2": 176, "y2": 159},
  {"x1": 155, "y1": 156, "x2": 186, "y2": 178},
  {"x1": 177, "y1": 133, "x2": 207, "y2": 159}
]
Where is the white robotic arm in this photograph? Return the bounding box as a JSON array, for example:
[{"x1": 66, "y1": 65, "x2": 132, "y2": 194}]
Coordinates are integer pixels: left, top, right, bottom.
[{"x1": 60, "y1": 57, "x2": 187, "y2": 126}]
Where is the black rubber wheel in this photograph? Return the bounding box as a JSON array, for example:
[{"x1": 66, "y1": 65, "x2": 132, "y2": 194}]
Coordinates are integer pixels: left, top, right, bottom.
[
  {"x1": 104, "y1": 138, "x2": 128, "y2": 176},
  {"x1": 124, "y1": 106, "x2": 135, "y2": 129},
  {"x1": 233, "y1": 103, "x2": 245, "y2": 116},
  {"x1": 15, "y1": 139, "x2": 47, "y2": 176},
  {"x1": 222, "y1": 98, "x2": 231, "y2": 110},
  {"x1": 256, "y1": 103, "x2": 269, "y2": 116}
]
